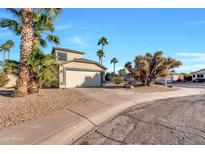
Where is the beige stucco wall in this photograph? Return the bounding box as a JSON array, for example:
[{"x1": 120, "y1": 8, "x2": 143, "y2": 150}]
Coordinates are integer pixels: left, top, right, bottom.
[
  {"x1": 63, "y1": 61, "x2": 104, "y2": 71},
  {"x1": 54, "y1": 49, "x2": 83, "y2": 61},
  {"x1": 59, "y1": 65, "x2": 65, "y2": 88}
]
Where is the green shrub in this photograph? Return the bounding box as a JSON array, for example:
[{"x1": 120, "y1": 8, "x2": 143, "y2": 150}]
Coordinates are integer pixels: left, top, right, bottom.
[
  {"x1": 111, "y1": 76, "x2": 123, "y2": 84},
  {"x1": 0, "y1": 72, "x2": 9, "y2": 87}
]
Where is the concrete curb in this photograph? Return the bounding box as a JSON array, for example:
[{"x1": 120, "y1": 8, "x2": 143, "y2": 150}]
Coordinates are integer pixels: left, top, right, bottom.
[{"x1": 35, "y1": 88, "x2": 205, "y2": 144}]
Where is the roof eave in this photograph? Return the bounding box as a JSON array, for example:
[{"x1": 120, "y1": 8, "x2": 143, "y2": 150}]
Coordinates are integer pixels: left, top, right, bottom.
[{"x1": 51, "y1": 47, "x2": 85, "y2": 55}]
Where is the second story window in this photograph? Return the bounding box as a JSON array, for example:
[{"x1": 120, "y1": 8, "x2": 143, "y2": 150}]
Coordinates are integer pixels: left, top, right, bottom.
[{"x1": 57, "y1": 52, "x2": 67, "y2": 61}]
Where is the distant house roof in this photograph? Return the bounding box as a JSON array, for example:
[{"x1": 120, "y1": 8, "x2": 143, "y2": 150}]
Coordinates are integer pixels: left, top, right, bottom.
[
  {"x1": 191, "y1": 68, "x2": 205, "y2": 74},
  {"x1": 66, "y1": 58, "x2": 107, "y2": 70},
  {"x1": 51, "y1": 47, "x2": 85, "y2": 55}
]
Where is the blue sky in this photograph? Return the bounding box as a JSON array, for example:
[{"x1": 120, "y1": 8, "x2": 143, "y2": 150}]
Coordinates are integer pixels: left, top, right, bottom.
[{"x1": 0, "y1": 8, "x2": 205, "y2": 73}]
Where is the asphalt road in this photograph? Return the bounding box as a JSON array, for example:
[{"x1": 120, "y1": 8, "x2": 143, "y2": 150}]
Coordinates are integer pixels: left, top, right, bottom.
[
  {"x1": 76, "y1": 94, "x2": 205, "y2": 145},
  {"x1": 169, "y1": 82, "x2": 205, "y2": 89}
]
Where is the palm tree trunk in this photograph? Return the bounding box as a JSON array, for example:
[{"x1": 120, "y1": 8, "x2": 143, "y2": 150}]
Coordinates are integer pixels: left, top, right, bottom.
[
  {"x1": 99, "y1": 57, "x2": 101, "y2": 63},
  {"x1": 8, "y1": 49, "x2": 10, "y2": 60},
  {"x1": 27, "y1": 35, "x2": 40, "y2": 94},
  {"x1": 16, "y1": 8, "x2": 33, "y2": 96},
  {"x1": 28, "y1": 73, "x2": 39, "y2": 94},
  {"x1": 3, "y1": 50, "x2": 6, "y2": 61},
  {"x1": 113, "y1": 63, "x2": 115, "y2": 74},
  {"x1": 101, "y1": 58, "x2": 103, "y2": 64}
]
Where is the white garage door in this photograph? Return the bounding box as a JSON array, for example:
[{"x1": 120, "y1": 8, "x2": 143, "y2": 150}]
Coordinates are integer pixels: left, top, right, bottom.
[{"x1": 65, "y1": 70, "x2": 101, "y2": 88}]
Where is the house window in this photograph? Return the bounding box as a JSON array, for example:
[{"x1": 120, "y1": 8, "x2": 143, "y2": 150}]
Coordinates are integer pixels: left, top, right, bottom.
[
  {"x1": 57, "y1": 52, "x2": 67, "y2": 61},
  {"x1": 193, "y1": 75, "x2": 195, "y2": 78},
  {"x1": 197, "y1": 74, "x2": 200, "y2": 78},
  {"x1": 201, "y1": 74, "x2": 204, "y2": 78}
]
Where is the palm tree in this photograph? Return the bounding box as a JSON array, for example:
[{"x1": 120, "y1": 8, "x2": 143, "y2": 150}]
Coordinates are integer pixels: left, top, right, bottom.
[
  {"x1": 110, "y1": 57, "x2": 118, "y2": 74},
  {"x1": 5, "y1": 40, "x2": 15, "y2": 60},
  {"x1": 0, "y1": 50, "x2": 58, "y2": 93},
  {"x1": 0, "y1": 9, "x2": 60, "y2": 49},
  {"x1": 0, "y1": 43, "x2": 7, "y2": 61},
  {"x1": 27, "y1": 49, "x2": 58, "y2": 93},
  {"x1": 16, "y1": 8, "x2": 33, "y2": 96},
  {"x1": 0, "y1": 59, "x2": 19, "y2": 75},
  {"x1": 96, "y1": 49, "x2": 105, "y2": 64},
  {"x1": 98, "y1": 36, "x2": 108, "y2": 51},
  {"x1": 0, "y1": 8, "x2": 62, "y2": 95}
]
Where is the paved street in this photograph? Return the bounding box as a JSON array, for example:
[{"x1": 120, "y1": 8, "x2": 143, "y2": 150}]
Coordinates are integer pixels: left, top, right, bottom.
[
  {"x1": 169, "y1": 82, "x2": 205, "y2": 89},
  {"x1": 77, "y1": 94, "x2": 205, "y2": 145}
]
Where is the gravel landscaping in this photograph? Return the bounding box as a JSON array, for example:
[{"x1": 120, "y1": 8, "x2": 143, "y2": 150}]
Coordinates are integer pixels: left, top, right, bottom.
[
  {"x1": 0, "y1": 85, "x2": 178, "y2": 130},
  {"x1": 0, "y1": 89, "x2": 89, "y2": 129}
]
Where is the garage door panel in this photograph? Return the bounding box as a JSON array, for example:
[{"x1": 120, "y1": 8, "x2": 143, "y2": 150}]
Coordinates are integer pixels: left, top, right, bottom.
[{"x1": 66, "y1": 70, "x2": 101, "y2": 88}]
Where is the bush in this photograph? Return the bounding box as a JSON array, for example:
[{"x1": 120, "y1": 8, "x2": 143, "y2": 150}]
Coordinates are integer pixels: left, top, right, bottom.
[
  {"x1": 111, "y1": 76, "x2": 123, "y2": 84},
  {"x1": 105, "y1": 72, "x2": 111, "y2": 81},
  {"x1": 0, "y1": 72, "x2": 9, "y2": 87},
  {"x1": 183, "y1": 74, "x2": 192, "y2": 81}
]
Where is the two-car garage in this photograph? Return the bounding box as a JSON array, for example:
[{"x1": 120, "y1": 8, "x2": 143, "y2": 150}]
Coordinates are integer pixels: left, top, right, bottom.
[
  {"x1": 59, "y1": 58, "x2": 107, "y2": 88},
  {"x1": 65, "y1": 70, "x2": 102, "y2": 88}
]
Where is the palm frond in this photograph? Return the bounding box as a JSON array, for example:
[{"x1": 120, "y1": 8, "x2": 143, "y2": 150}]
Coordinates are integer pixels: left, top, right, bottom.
[
  {"x1": 39, "y1": 39, "x2": 47, "y2": 48},
  {"x1": 0, "y1": 18, "x2": 21, "y2": 35},
  {"x1": 6, "y1": 8, "x2": 22, "y2": 21},
  {"x1": 46, "y1": 34, "x2": 60, "y2": 45}
]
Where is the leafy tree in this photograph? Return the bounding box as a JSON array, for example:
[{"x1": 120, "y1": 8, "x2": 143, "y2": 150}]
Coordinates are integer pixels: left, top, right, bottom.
[
  {"x1": 96, "y1": 49, "x2": 105, "y2": 64},
  {"x1": 110, "y1": 57, "x2": 118, "y2": 74},
  {"x1": 124, "y1": 51, "x2": 182, "y2": 86},
  {"x1": 118, "y1": 68, "x2": 126, "y2": 77}
]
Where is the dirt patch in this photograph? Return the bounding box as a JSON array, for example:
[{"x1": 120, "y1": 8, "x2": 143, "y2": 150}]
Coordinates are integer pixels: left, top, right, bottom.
[
  {"x1": 0, "y1": 89, "x2": 89, "y2": 129},
  {"x1": 130, "y1": 85, "x2": 179, "y2": 93}
]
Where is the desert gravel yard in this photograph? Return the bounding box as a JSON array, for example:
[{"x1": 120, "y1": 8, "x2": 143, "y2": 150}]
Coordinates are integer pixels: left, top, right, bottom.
[
  {"x1": 77, "y1": 94, "x2": 205, "y2": 145},
  {"x1": 0, "y1": 89, "x2": 89, "y2": 129}
]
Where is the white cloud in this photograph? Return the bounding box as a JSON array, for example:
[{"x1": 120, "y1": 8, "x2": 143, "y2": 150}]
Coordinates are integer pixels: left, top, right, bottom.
[
  {"x1": 55, "y1": 22, "x2": 85, "y2": 31},
  {"x1": 176, "y1": 52, "x2": 205, "y2": 62},
  {"x1": 176, "y1": 64, "x2": 205, "y2": 73},
  {"x1": 73, "y1": 36, "x2": 87, "y2": 47},
  {"x1": 176, "y1": 52, "x2": 205, "y2": 57},
  {"x1": 66, "y1": 36, "x2": 88, "y2": 47},
  {"x1": 165, "y1": 52, "x2": 205, "y2": 73}
]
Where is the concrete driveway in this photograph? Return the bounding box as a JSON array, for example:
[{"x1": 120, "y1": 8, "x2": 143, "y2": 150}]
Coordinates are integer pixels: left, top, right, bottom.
[
  {"x1": 77, "y1": 94, "x2": 205, "y2": 145},
  {"x1": 0, "y1": 87, "x2": 205, "y2": 144}
]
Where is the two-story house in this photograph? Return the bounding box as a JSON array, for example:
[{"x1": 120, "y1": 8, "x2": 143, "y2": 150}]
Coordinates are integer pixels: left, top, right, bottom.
[{"x1": 51, "y1": 47, "x2": 107, "y2": 88}]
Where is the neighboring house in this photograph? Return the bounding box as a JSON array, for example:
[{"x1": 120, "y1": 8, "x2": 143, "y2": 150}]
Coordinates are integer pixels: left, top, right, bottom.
[
  {"x1": 156, "y1": 74, "x2": 180, "y2": 84},
  {"x1": 191, "y1": 68, "x2": 205, "y2": 82},
  {"x1": 51, "y1": 47, "x2": 107, "y2": 88}
]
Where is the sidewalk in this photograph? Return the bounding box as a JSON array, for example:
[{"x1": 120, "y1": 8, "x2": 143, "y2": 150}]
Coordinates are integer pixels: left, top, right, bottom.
[{"x1": 0, "y1": 87, "x2": 204, "y2": 145}]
